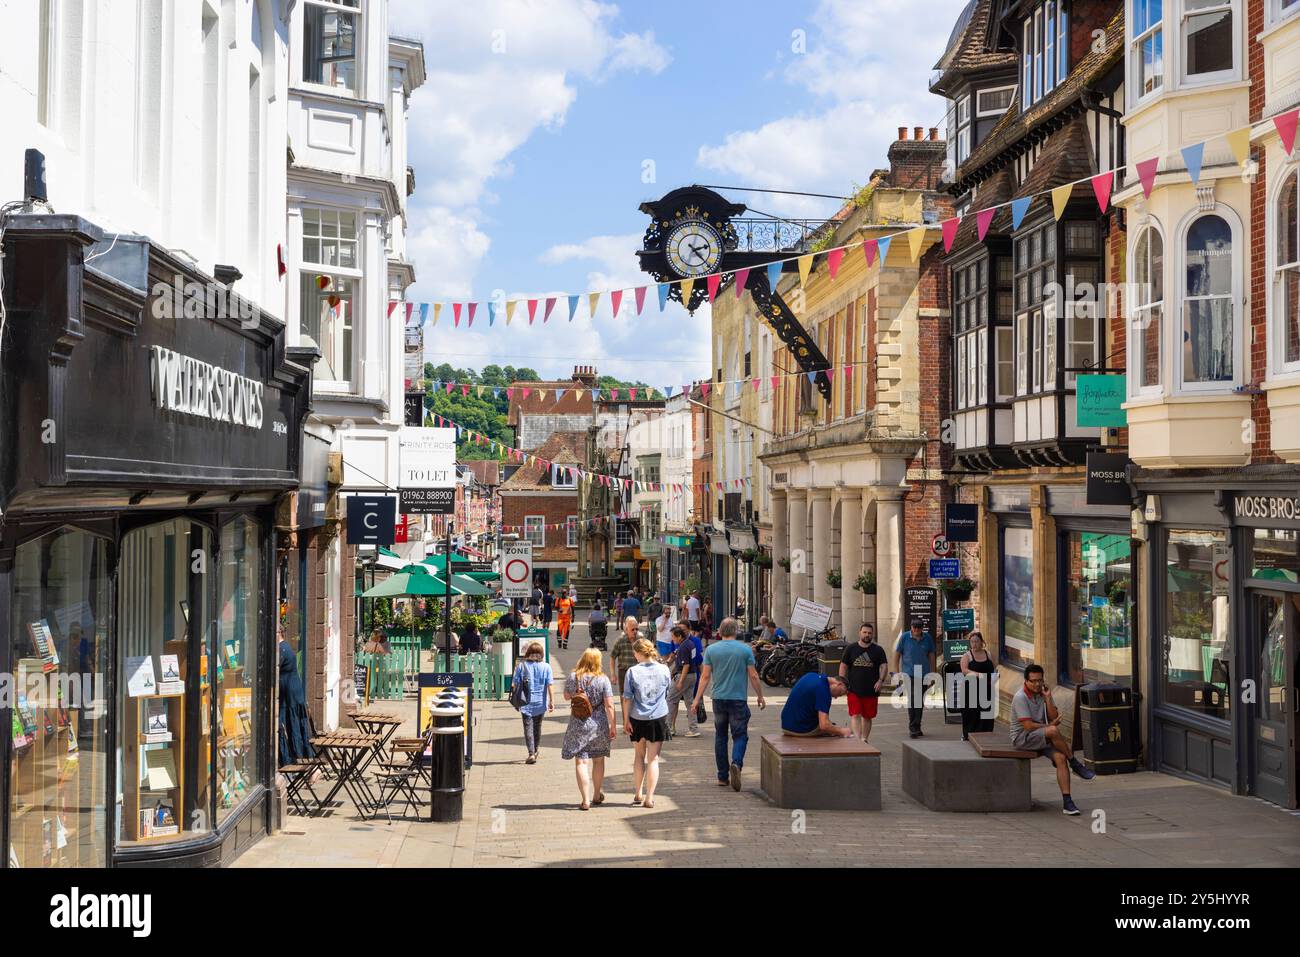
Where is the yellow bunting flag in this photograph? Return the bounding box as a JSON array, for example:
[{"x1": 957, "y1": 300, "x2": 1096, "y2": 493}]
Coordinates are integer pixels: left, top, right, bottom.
[
  {"x1": 589, "y1": 292, "x2": 600, "y2": 318},
  {"x1": 680, "y1": 278, "x2": 695, "y2": 304},
  {"x1": 433, "y1": 303, "x2": 442, "y2": 326},
  {"x1": 1225, "y1": 127, "x2": 1252, "y2": 167},
  {"x1": 1051, "y1": 184, "x2": 1073, "y2": 220},
  {"x1": 798, "y1": 254, "x2": 813, "y2": 287},
  {"x1": 907, "y1": 226, "x2": 925, "y2": 262},
  {"x1": 575, "y1": 389, "x2": 585, "y2": 401},
  {"x1": 506, "y1": 300, "x2": 517, "y2": 325},
  {"x1": 476, "y1": 385, "x2": 485, "y2": 397}
]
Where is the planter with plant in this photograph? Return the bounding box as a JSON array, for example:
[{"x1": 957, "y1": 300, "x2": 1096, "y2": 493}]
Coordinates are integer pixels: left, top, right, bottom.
[
  {"x1": 853, "y1": 569, "x2": 877, "y2": 595},
  {"x1": 942, "y1": 576, "x2": 976, "y2": 602},
  {"x1": 827, "y1": 569, "x2": 842, "y2": 589},
  {"x1": 777, "y1": 556, "x2": 792, "y2": 571},
  {"x1": 755, "y1": 552, "x2": 773, "y2": 569},
  {"x1": 739, "y1": 547, "x2": 759, "y2": 564}
]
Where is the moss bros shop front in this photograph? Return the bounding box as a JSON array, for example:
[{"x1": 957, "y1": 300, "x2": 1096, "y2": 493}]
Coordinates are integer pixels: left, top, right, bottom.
[
  {"x1": 1135, "y1": 470, "x2": 1299, "y2": 809},
  {"x1": 0, "y1": 215, "x2": 311, "y2": 867}
]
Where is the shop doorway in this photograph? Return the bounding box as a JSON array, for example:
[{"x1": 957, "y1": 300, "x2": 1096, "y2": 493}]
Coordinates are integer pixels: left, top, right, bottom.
[{"x1": 1251, "y1": 592, "x2": 1297, "y2": 808}]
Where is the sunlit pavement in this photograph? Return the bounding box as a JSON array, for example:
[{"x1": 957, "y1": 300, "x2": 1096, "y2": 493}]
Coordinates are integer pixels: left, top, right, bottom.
[{"x1": 237, "y1": 622, "x2": 1300, "y2": 868}]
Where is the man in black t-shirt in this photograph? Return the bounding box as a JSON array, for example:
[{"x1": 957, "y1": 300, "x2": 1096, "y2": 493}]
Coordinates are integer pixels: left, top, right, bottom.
[{"x1": 839, "y1": 623, "x2": 888, "y2": 742}]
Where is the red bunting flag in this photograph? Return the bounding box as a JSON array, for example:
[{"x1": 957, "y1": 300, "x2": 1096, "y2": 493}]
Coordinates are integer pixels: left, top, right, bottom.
[
  {"x1": 734, "y1": 268, "x2": 750, "y2": 299},
  {"x1": 706, "y1": 274, "x2": 721, "y2": 302},
  {"x1": 461, "y1": 384, "x2": 469, "y2": 396},
  {"x1": 543, "y1": 297, "x2": 556, "y2": 322},
  {"x1": 387, "y1": 301, "x2": 398, "y2": 317},
  {"x1": 941, "y1": 217, "x2": 961, "y2": 253},
  {"x1": 629, "y1": 388, "x2": 637, "y2": 400},
  {"x1": 770, "y1": 375, "x2": 779, "y2": 391},
  {"x1": 527, "y1": 299, "x2": 538, "y2": 324},
  {"x1": 1091, "y1": 171, "x2": 1114, "y2": 214},
  {"x1": 1276, "y1": 109, "x2": 1300, "y2": 155},
  {"x1": 634, "y1": 286, "x2": 647, "y2": 314},
  {"x1": 864, "y1": 239, "x2": 879, "y2": 267},
  {"x1": 700, "y1": 382, "x2": 711, "y2": 398},
  {"x1": 467, "y1": 302, "x2": 478, "y2": 326},
  {"x1": 453, "y1": 303, "x2": 462, "y2": 327},
  {"x1": 976, "y1": 208, "x2": 996, "y2": 242},
  {"x1": 506, "y1": 387, "x2": 514, "y2": 400},
  {"x1": 611, "y1": 290, "x2": 623, "y2": 318},
  {"x1": 1136, "y1": 157, "x2": 1160, "y2": 199},
  {"x1": 827, "y1": 247, "x2": 845, "y2": 279}
]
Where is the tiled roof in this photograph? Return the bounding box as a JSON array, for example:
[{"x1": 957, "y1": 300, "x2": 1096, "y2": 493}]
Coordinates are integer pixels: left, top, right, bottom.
[
  {"x1": 1013, "y1": 113, "x2": 1097, "y2": 201},
  {"x1": 463, "y1": 459, "x2": 499, "y2": 486},
  {"x1": 948, "y1": 166, "x2": 1018, "y2": 256},
  {"x1": 954, "y1": 6, "x2": 1124, "y2": 189},
  {"x1": 499, "y1": 431, "x2": 589, "y2": 491},
  {"x1": 507, "y1": 381, "x2": 598, "y2": 426},
  {"x1": 932, "y1": 0, "x2": 1019, "y2": 93}
]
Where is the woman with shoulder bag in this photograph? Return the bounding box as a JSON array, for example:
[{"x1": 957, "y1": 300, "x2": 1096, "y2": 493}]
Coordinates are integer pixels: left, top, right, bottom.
[
  {"x1": 512, "y1": 642, "x2": 553, "y2": 764},
  {"x1": 562, "y1": 648, "x2": 616, "y2": 810}
]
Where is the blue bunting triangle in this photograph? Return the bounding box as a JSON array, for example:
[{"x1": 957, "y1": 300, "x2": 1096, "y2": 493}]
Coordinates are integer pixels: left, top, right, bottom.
[
  {"x1": 556, "y1": 388, "x2": 566, "y2": 401},
  {"x1": 1011, "y1": 196, "x2": 1032, "y2": 231},
  {"x1": 567, "y1": 295, "x2": 580, "y2": 321},
  {"x1": 663, "y1": 385, "x2": 673, "y2": 398},
  {"x1": 766, "y1": 261, "x2": 782, "y2": 292},
  {"x1": 806, "y1": 371, "x2": 816, "y2": 384},
  {"x1": 877, "y1": 236, "x2": 892, "y2": 263},
  {"x1": 493, "y1": 388, "x2": 500, "y2": 399},
  {"x1": 657, "y1": 283, "x2": 669, "y2": 311},
  {"x1": 1181, "y1": 142, "x2": 1205, "y2": 185}
]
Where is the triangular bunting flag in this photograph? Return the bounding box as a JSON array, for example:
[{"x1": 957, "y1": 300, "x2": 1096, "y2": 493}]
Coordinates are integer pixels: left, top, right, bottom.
[
  {"x1": 663, "y1": 385, "x2": 673, "y2": 398},
  {"x1": 492, "y1": 388, "x2": 500, "y2": 399},
  {"x1": 1011, "y1": 196, "x2": 1032, "y2": 231},
  {"x1": 1051, "y1": 184, "x2": 1073, "y2": 220},
  {"x1": 680, "y1": 278, "x2": 695, "y2": 305},
  {"x1": 976, "y1": 208, "x2": 996, "y2": 242},
  {"x1": 734, "y1": 268, "x2": 750, "y2": 299},
  {"x1": 387, "y1": 301, "x2": 398, "y2": 317},
  {"x1": 941, "y1": 217, "x2": 961, "y2": 253},
  {"x1": 1181, "y1": 143, "x2": 1204, "y2": 185},
  {"x1": 629, "y1": 389, "x2": 637, "y2": 400},
  {"x1": 1276, "y1": 109, "x2": 1299, "y2": 155},
  {"x1": 1091, "y1": 171, "x2": 1114, "y2": 214},
  {"x1": 419, "y1": 303, "x2": 429, "y2": 326},
  {"x1": 806, "y1": 371, "x2": 816, "y2": 384},
  {"x1": 1136, "y1": 157, "x2": 1160, "y2": 198},
  {"x1": 797, "y1": 254, "x2": 814, "y2": 286},
  {"x1": 770, "y1": 375, "x2": 779, "y2": 391},
  {"x1": 657, "y1": 283, "x2": 669, "y2": 312},
  {"x1": 556, "y1": 388, "x2": 566, "y2": 401},
  {"x1": 588, "y1": 292, "x2": 600, "y2": 318},
  {"x1": 527, "y1": 299, "x2": 539, "y2": 324},
  {"x1": 700, "y1": 382, "x2": 711, "y2": 398},
  {"x1": 766, "y1": 261, "x2": 782, "y2": 293},
  {"x1": 468, "y1": 302, "x2": 478, "y2": 326},
  {"x1": 506, "y1": 300, "x2": 517, "y2": 325},
  {"x1": 506, "y1": 387, "x2": 514, "y2": 400},
  {"x1": 567, "y1": 295, "x2": 580, "y2": 322},
  {"x1": 864, "y1": 239, "x2": 878, "y2": 267},
  {"x1": 706, "y1": 274, "x2": 721, "y2": 302},
  {"x1": 751, "y1": 377, "x2": 761, "y2": 392},
  {"x1": 575, "y1": 388, "x2": 584, "y2": 401},
  {"x1": 611, "y1": 290, "x2": 623, "y2": 318},
  {"x1": 877, "y1": 236, "x2": 892, "y2": 264},
  {"x1": 444, "y1": 381, "x2": 454, "y2": 394},
  {"x1": 453, "y1": 302, "x2": 462, "y2": 327},
  {"x1": 1225, "y1": 127, "x2": 1252, "y2": 167},
  {"x1": 907, "y1": 226, "x2": 925, "y2": 262},
  {"x1": 827, "y1": 247, "x2": 845, "y2": 279},
  {"x1": 461, "y1": 384, "x2": 470, "y2": 397},
  {"x1": 433, "y1": 303, "x2": 442, "y2": 326},
  {"x1": 544, "y1": 296, "x2": 556, "y2": 322},
  {"x1": 476, "y1": 385, "x2": 485, "y2": 397},
  {"x1": 634, "y1": 286, "x2": 646, "y2": 315},
  {"x1": 487, "y1": 302, "x2": 496, "y2": 326}
]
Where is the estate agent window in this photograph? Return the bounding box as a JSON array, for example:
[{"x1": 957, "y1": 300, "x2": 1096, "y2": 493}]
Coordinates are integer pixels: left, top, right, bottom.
[
  {"x1": 1060, "y1": 531, "x2": 1133, "y2": 686},
  {"x1": 1161, "y1": 529, "x2": 1231, "y2": 718},
  {"x1": 1000, "y1": 524, "x2": 1036, "y2": 666}
]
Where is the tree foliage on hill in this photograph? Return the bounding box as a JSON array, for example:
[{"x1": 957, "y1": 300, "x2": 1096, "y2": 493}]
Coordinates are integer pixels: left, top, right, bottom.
[{"x1": 418, "y1": 362, "x2": 655, "y2": 460}]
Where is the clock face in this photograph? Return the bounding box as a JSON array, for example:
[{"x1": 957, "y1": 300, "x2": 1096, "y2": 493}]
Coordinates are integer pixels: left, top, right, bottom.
[{"x1": 665, "y1": 221, "x2": 723, "y2": 278}]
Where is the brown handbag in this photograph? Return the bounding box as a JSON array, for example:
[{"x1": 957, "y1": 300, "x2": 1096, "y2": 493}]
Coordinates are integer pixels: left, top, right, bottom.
[{"x1": 570, "y1": 676, "x2": 593, "y2": 721}]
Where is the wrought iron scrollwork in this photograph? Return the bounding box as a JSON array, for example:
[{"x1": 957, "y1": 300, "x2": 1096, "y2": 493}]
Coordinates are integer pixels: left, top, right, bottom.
[{"x1": 746, "y1": 269, "x2": 832, "y2": 401}]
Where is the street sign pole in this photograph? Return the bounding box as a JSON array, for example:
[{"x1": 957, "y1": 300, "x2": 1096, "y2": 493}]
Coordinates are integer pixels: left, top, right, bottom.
[{"x1": 444, "y1": 521, "x2": 454, "y2": 672}]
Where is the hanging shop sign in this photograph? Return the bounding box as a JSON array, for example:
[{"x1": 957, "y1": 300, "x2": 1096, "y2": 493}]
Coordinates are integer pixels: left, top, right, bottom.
[
  {"x1": 1212, "y1": 544, "x2": 1231, "y2": 597},
  {"x1": 1085, "y1": 453, "x2": 1132, "y2": 507},
  {"x1": 404, "y1": 392, "x2": 426, "y2": 427},
  {"x1": 1076, "y1": 374, "x2": 1128, "y2": 427},
  {"x1": 945, "y1": 503, "x2": 979, "y2": 543},
  {"x1": 346, "y1": 495, "x2": 397, "y2": 545}
]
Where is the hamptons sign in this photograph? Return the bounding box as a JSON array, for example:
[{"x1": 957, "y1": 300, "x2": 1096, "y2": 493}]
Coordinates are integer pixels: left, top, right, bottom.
[{"x1": 148, "y1": 345, "x2": 264, "y2": 429}]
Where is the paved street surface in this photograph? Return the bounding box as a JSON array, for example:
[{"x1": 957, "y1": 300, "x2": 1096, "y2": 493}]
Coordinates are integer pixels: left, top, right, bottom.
[{"x1": 238, "y1": 623, "x2": 1300, "y2": 868}]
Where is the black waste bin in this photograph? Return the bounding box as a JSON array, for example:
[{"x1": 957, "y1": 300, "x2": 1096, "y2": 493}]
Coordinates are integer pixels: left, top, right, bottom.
[
  {"x1": 819, "y1": 640, "x2": 849, "y2": 677},
  {"x1": 941, "y1": 660, "x2": 964, "y2": 724},
  {"x1": 1079, "y1": 683, "x2": 1138, "y2": 774},
  {"x1": 431, "y1": 726, "x2": 465, "y2": 822}
]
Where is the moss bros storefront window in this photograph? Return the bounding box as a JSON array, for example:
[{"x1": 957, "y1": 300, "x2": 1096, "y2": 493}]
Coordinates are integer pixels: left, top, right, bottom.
[{"x1": 0, "y1": 216, "x2": 309, "y2": 866}]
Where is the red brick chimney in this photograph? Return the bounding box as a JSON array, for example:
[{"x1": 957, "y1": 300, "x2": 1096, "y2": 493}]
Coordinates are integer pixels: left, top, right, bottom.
[{"x1": 886, "y1": 123, "x2": 947, "y2": 190}]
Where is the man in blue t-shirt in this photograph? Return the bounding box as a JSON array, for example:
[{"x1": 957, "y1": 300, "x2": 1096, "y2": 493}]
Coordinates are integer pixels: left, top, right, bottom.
[
  {"x1": 893, "y1": 618, "x2": 936, "y2": 739},
  {"x1": 622, "y1": 590, "x2": 642, "y2": 623},
  {"x1": 781, "y1": 672, "x2": 851, "y2": 737},
  {"x1": 692, "y1": 617, "x2": 766, "y2": 791}
]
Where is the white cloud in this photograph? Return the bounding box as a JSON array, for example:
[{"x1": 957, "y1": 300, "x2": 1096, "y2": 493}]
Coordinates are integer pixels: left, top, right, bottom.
[{"x1": 697, "y1": 0, "x2": 968, "y2": 217}]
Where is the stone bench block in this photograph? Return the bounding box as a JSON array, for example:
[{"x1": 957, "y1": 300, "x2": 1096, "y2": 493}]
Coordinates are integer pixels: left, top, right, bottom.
[
  {"x1": 759, "y1": 734, "x2": 881, "y2": 810},
  {"x1": 901, "y1": 739, "x2": 1031, "y2": 812}
]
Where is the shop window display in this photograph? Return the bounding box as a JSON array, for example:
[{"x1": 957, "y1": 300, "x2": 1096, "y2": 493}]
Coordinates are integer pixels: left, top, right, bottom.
[
  {"x1": 1161, "y1": 529, "x2": 1230, "y2": 717},
  {"x1": 1062, "y1": 531, "x2": 1132, "y2": 686},
  {"x1": 8, "y1": 527, "x2": 111, "y2": 868},
  {"x1": 1000, "y1": 526, "x2": 1035, "y2": 665},
  {"x1": 217, "y1": 516, "x2": 262, "y2": 821}
]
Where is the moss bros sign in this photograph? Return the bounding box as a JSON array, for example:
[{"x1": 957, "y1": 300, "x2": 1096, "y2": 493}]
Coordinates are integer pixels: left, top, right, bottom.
[
  {"x1": 148, "y1": 345, "x2": 265, "y2": 429},
  {"x1": 1233, "y1": 494, "x2": 1300, "y2": 527}
]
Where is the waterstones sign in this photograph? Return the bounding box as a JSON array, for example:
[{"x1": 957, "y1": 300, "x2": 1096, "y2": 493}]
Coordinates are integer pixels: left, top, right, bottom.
[{"x1": 148, "y1": 345, "x2": 265, "y2": 430}]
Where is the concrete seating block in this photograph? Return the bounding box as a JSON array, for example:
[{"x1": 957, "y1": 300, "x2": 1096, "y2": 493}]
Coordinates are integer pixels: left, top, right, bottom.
[
  {"x1": 759, "y1": 733, "x2": 881, "y2": 810},
  {"x1": 902, "y1": 739, "x2": 1031, "y2": 812},
  {"x1": 968, "y1": 731, "x2": 1039, "y2": 759}
]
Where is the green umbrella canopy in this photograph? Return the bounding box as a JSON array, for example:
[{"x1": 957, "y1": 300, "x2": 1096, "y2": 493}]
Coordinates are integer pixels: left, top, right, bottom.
[
  {"x1": 361, "y1": 564, "x2": 491, "y2": 598},
  {"x1": 422, "y1": 552, "x2": 474, "y2": 572}
]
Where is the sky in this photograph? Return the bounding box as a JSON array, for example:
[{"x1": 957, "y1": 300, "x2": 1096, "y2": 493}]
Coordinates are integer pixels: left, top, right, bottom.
[{"x1": 389, "y1": 0, "x2": 970, "y2": 386}]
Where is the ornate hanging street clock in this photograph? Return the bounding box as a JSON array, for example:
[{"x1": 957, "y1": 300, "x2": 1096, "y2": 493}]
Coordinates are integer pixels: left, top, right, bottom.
[{"x1": 635, "y1": 185, "x2": 833, "y2": 400}]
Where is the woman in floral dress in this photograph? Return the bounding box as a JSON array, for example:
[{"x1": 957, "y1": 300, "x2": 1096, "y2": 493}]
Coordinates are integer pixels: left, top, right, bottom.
[{"x1": 561, "y1": 648, "x2": 616, "y2": 810}]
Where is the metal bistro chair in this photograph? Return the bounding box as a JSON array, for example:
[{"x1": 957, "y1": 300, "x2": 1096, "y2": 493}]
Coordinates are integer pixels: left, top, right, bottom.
[{"x1": 371, "y1": 723, "x2": 436, "y2": 823}]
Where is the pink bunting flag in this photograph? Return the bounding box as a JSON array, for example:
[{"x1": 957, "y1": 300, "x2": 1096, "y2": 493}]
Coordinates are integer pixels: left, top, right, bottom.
[
  {"x1": 387, "y1": 301, "x2": 398, "y2": 317},
  {"x1": 827, "y1": 247, "x2": 845, "y2": 279},
  {"x1": 843, "y1": 365, "x2": 852, "y2": 378},
  {"x1": 405, "y1": 302, "x2": 415, "y2": 322},
  {"x1": 522, "y1": 387, "x2": 531, "y2": 399},
  {"x1": 544, "y1": 297, "x2": 556, "y2": 322},
  {"x1": 941, "y1": 217, "x2": 961, "y2": 253},
  {"x1": 706, "y1": 274, "x2": 721, "y2": 302},
  {"x1": 700, "y1": 382, "x2": 711, "y2": 398},
  {"x1": 976, "y1": 208, "x2": 996, "y2": 242},
  {"x1": 1277, "y1": 109, "x2": 1300, "y2": 155},
  {"x1": 467, "y1": 302, "x2": 478, "y2": 326},
  {"x1": 634, "y1": 286, "x2": 647, "y2": 315},
  {"x1": 1136, "y1": 157, "x2": 1160, "y2": 199},
  {"x1": 611, "y1": 289, "x2": 623, "y2": 318},
  {"x1": 629, "y1": 389, "x2": 637, "y2": 400},
  {"x1": 444, "y1": 381, "x2": 454, "y2": 394},
  {"x1": 751, "y1": 377, "x2": 760, "y2": 393},
  {"x1": 770, "y1": 375, "x2": 779, "y2": 391},
  {"x1": 864, "y1": 239, "x2": 879, "y2": 267},
  {"x1": 461, "y1": 384, "x2": 470, "y2": 396},
  {"x1": 825, "y1": 367, "x2": 837, "y2": 381},
  {"x1": 1091, "y1": 172, "x2": 1115, "y2": 214},
  {"x1": 734, "y1": 268, "x2": 750, "y2": 299},
  {"x1": 453, "y1": 303, "x2": 462, "y2": 327},
  {"x1": 506, "y1": 387, "x2": 514, "y2": 400},
  {"x1": 527, "y1": 299, "x2": 538, "y2": 324}
]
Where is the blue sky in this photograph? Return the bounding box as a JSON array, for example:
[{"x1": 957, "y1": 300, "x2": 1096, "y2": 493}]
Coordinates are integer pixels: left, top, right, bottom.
[{"x1": 390, "y1": 0, "x2": 969, "y2": 385}]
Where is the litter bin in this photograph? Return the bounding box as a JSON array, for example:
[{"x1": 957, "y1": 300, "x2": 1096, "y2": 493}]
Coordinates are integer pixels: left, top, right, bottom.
[
  {"x1": 1079, "y1": 683, "x2": 1137, "y2": 774},
  {"x1": 940, "y1": 660, "x2": 964, "y2": 724},
  {"x1": 819, "y1": 640, "x2": 849, "y2": 677},
  {"x1": 431, "y1": 726, "x2": 465, "y2": 822}
]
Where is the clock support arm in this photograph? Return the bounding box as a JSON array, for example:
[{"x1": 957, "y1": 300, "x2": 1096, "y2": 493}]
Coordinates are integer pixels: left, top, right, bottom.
[{"x1": 746, "y1": 269, "x2": 833, "y2": 401}]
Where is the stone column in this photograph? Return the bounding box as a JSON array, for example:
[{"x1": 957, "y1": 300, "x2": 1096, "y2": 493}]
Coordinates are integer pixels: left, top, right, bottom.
[
  {"x1": 840, "y1": 492, "x2": 863, "y2": 634},
  {"x1": 875, "y1": 488, "x2": 906, "y2": 644},
  {"x1": 787, "y1": 490, "x2": 808, "y2": 607},
  {"x1": 771, "y1": 489, "x2": 789, "y2": 626},
  {"x1": 811, "y1": 490, "x2": 832, "y2": 611}
]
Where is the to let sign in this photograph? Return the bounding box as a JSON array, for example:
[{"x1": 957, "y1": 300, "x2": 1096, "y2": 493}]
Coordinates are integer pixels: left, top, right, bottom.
[
  {"x1": 399, "y1": 426, "x2": 456, "y2": 488},
  {"x1": 1076, "y1": 374, "x2": 1128, "y2": 427},
  {"x1": 400, "y1": 487, "x2": 454, "y2": 514}
]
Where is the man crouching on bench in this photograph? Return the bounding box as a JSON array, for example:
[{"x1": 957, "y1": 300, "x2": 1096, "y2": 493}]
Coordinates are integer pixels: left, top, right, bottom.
[
  {"x1": 781, "y1": 672, "x2": 853, "y2": 738},
  {"x1": 1010, "y1": 664, "x2": 1095, "y2": 815}
]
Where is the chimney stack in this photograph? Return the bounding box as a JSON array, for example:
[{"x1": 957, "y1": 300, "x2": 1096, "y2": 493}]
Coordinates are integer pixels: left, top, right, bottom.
[
  {"x1": 914, "y1": 126, "x2": 924, "y2": 141},
  {"x1": 898, "y1": 126, "x2": 908, "y2": 141},
  {"x1": 886, "y1": 122, "x2": 948, "y2": 189},
  {"x1": 929, "y1": 127, "x2": 939, "y2": 141}
]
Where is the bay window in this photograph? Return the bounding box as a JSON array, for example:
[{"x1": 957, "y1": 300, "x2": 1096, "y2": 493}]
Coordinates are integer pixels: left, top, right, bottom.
[
  {"x1": 1014, "y1": 223, "x2": 1056, "y2": 396},
  {"x1": 1023, "y1": 2, "x2": 1069, "y2": 109},
  {"x1": 1182, "y1": 0, "x2": 1233, "y2": 80},
  {"x1": 300, "y1": 207, "x2": 360, "y2": 389},
  {"x1": 1131, "y1": 0, "x2": 1164, "y2": 98},
  {"x1": 1131, "y1": 225, "x2": 1165, "y2": 392},
  {"x1": 1269, "y1": 0, "x2": 1300, "y2": 25},
  {"x1": 303, "y1": 0, "x2": 359, "y2": 92},
  {"x1": 1182, "y1": 214, "x2": 1235, "y2": 387},
  {"x1": 1274, "y1": 170, "x2": 1300, "y2": 374}
]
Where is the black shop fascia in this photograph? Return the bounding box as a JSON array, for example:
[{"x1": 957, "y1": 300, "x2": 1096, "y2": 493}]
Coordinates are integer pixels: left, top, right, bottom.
[{"x1": 0, "y1": 214, "x2": 311, "y2": 868}]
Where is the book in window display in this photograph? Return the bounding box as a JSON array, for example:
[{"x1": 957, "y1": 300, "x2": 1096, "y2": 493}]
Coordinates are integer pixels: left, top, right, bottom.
[
  {"x1": 122, "y1": 694, "x2": 186, "y2": 843},
  {"x1": 27, "y1": 619, "x2": 59, "y2": 673}
]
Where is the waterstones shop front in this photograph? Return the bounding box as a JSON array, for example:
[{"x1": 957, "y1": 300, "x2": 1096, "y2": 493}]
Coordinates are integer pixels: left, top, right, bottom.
[
  {"x1": 1135, "y1": 472, "x2": 1300, "y2": 810},
  {"x1": 0, "y1": 216, "x2": 311, "y2": 867}
]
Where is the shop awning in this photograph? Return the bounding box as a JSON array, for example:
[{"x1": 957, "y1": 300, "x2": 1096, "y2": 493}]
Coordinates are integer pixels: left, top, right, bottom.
[
  {"x1": 362, "y1": 563, "x2": 492, "y2": 597},
  {"x1": 663, "y1": 534, "x2": 694, "y2": 549}
]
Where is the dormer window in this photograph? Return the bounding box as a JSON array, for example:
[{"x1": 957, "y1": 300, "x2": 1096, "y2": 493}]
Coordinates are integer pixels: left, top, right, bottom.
[
  {"x1": 1023, "y1": 1, "x2": 1069, "y2": 110},
  {"x1": 551, "y1": 464, "x2": 576, "y2": 489},
  {"x1": 956, "y1": 94, "x2": 972, "y2": 165}
]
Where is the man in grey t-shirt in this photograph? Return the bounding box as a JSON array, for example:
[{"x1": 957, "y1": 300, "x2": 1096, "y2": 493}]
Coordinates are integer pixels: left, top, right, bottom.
[{"x1": 1010, "y1": 664, "x2": 1095, "y2": 815}]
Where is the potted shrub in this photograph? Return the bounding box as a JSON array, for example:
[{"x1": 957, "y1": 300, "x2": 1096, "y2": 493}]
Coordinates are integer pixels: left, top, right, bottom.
[
  {"x1": 942, "y1": 576, "x2": 976, "y2": 602},
  {"x1": 755, "y1": 552, "x2": 773, "y2": 569},
  {"x1": 739, "y1": 547, "x2": 759, "y2": 564},
  {"x1": 827, "y1": 569, "x2": 842, "y2": 589},
  {"x1": 853, "y1": 570, "x2": 877, "y2": 595},
  {"x1": 777, "y1": 556, "x2": 792, "y2": 571}
]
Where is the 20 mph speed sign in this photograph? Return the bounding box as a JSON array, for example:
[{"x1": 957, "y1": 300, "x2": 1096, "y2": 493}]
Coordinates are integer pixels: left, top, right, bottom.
[{"x1": 501, "y1": 542, "x2": 533, "y2": 599}]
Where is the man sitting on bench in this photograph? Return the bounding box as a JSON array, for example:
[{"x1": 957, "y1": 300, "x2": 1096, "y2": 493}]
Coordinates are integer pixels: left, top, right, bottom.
[
  {"x1": 781, "y1": 672, "x2": 852, "y2": 738},
  {"x1": 1010, "y1": 664, "x2": 1095, "y2": 816}
]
